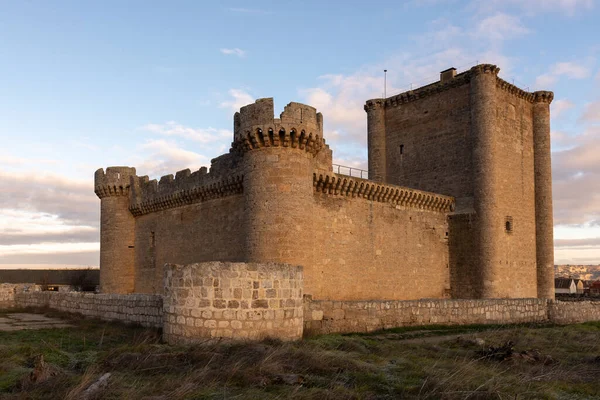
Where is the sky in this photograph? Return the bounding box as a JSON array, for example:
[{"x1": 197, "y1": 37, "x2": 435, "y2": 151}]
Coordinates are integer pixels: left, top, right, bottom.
[{"x1": 0, "y1": 0, "x2": 599, "y2": 269}]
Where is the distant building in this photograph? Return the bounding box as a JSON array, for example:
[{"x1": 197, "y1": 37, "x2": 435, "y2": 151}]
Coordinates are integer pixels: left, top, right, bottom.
[
  {"x1": 555, "y1": 278, "x2": 577, "y2": 295},
  {"x1": 590, "y1": 281, "x2": 600, "y2": 296},
  {"x1": 0, "y1": 269, "x2": 99, "y2": 292}
]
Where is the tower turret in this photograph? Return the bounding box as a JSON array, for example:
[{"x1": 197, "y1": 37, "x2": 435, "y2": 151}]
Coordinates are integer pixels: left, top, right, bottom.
[
  {"x1": 365, "y1": 99, "x2": 387, "y2": 182},
  {"x1": 94, "y1": 166, "x2": 137, "y2": 293},
  {"x1": 469, "y1": 64, "x2": 501, "y2": 298},
  {"x1": 233, "y1": 99, "x2": 330, "y2": 287},
  {"x1": 533, "y1": 91, "x2": 555, "y2": 300}
]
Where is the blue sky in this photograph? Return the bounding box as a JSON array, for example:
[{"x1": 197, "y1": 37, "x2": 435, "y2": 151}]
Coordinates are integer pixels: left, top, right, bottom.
[{"x1": 1, "y1": 0, "x2": 599, "y2": 268}]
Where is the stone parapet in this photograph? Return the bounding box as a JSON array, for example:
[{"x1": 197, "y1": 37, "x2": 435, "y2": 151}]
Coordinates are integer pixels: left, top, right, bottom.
[
  {"x1": 163, "y1": 262, "x2": 304, "y2": 344},
  {"x1": 314, "y1": 173, "x2": 455, "y2": 212},
  {"x1": 94, "y1": 167, "x2": 137, "y2": 198},
  {"x1": 231, "y1": 98, "x2": 327, "y2": 157},
  {"x1": 129, "y1": 174, "x2": 244, "y2": 216},
  {"x1": 378, "y1": 64, "x2": 544, "y2": 108}
]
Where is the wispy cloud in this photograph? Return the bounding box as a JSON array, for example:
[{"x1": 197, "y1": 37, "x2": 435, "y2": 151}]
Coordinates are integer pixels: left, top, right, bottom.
[
  {"x1": 581, "y1": 101, "x2": 600, "y2": 122},
  {"x1": 140, "y1": 121, "x2": 230, "y2": 143},
  {"x1": 552, "y1": 99, "x2": 575, "y2": 119},
  {"x1": 135, "y1": 139, "x2": 211, "y2": 178},
  {"x1": 219, "y1": 89, "x2": 255, "y2": 112},
  {"x1": 535, "y1": 61, "x2": 592, "y2": 88},
  {"x1": 475, "y1": 13, "x2": 530, "y2": 42},
  {"x1": 220, "y1": 48, "x2": 246, "y2": 58}
]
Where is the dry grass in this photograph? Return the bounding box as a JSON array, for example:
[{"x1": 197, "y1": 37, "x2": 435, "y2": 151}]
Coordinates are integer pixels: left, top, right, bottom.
[{"x1": 0, "y1": 308, "x2": 599, "y2": 399}]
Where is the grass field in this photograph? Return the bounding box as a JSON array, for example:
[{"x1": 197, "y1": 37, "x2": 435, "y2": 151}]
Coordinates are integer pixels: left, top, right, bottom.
[{"x1": 0, "y1": 308, "x2": 599, "y2": 399}]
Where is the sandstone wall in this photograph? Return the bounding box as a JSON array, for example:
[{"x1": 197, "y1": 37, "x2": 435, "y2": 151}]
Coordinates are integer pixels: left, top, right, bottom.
[
  {"x1": 134, "y1": 195, "x2": 245, "y2": 293},
  {"x1": 163, "y1": 262, "x2": 303, "y2": 344},
  {"x1": 309, "y1": 181, "x2": 452, "y2": 300},
  {"x1": 373, "y1": 67, "x2": 541, "y2": 299},
  {"x1": 13, "y1": 292, "x2": 163, "y2": 328},
  {"x1": 489, "y1": 82, "x2": 537, "y2": 298},
  {"x1": 383, "y1": 81, "x2": 473, "y2": 208}
]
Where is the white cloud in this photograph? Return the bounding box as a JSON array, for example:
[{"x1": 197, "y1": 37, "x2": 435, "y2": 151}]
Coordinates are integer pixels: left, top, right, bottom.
[
  {"x1": 551, "y1": 99, "x2": 575, "y2": 119},
  {"x1": 220, "y1": 48, "x2": 246, "y2": 58},
  {"x1": 581, "y1": 101, "x2": 600, "y2": 122},
  {"x1": 0, "y1": 242, "x2": 99, "y2": 257},
  {"x1": 475, "y1": 13, "x2": 530, "y2": 42},
  {"x1": 140, "y1": 121, "x2": 230, "y2": 143},
  {"x1": 0, "y1": 154, "x2": 59, "y2": 167},
  {"x1": 220, "y1": 89, "x2": 255, "y2": 112},
  {"x1": 552, "y1": 125, "x2": 600, "y2": 226},
  {"x1": 535, "y1": 61, "x2": 592, "y2": 88},
  {"x1": 136, "y1": 139, "x2": 211, "y2": 178}
]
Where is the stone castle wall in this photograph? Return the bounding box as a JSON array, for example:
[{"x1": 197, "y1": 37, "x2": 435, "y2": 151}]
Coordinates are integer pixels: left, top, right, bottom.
[
  {"x1": 134, "y1": 195, "x2": 246, "y2": 293},
  {"x1": 310, "y1": 173, "x2": 452, "y2": 300},
  {"x1": 365, "y1": 64, "x2": 553, "y2": 299},
  {"x1": 2, "y1": 281, "x2": 600, "y2": 340},
  {"x1": 94, "y1": 65, "x2": 554, "y2": 303},
  {"x1": 162, "y1": 262, "x2": 304, "y2": 343},
  {"x1": 95, "y1": 98, "x2": 457, "y2": 304}
]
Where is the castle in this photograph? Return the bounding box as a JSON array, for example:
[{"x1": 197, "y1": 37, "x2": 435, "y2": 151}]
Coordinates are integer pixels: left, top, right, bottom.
[{"x1": 95, "y1": 63, "x2": 555, "y2": 302}]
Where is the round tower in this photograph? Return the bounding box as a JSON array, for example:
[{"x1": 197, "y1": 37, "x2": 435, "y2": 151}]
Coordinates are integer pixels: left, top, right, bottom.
[
  {"x1": 364, "y1": 99, "x2": 387, "y2": 182},
  {"x1": 94, "y1": 166, "x2": 137, "y2": 294},
  {"x1": 469, "y1": 64, "x2": 501, "y2": 298},
  {"x1": 232, "y1": 98, "x2": 326, "y2": 268},
  {"x1": 533, "y1": 91, "x2": 555, "y2": 300}
]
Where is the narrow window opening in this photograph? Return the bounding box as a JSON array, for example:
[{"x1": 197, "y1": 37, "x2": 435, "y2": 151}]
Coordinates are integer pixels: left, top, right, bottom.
[
  {"x1": 505, "y1": 217, "x2": 513, "y2": 233},
  {"x1": 400, "y1": 144, "x2": 404, "y2": 155}
]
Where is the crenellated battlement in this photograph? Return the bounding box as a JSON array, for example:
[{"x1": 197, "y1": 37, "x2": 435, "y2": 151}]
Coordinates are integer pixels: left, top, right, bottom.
[
  {"x1": 94, "y1": 167, "x2": 137, "y2": 198},
  {"x1": 313, "y1": 173, "x2": 455, "y2": 213},
  {"x1": 129, "y1": 165, "x2": 243, "y2": 216},
  {"x1": 533, "y1": 90, "x2": 554, "y2": 103},
  {"x1": 369, "y1": 63, "x2": 546, "y2": 110},
  {"x1": 231, "y1": 98, "x2": 326, "y2": 156}
]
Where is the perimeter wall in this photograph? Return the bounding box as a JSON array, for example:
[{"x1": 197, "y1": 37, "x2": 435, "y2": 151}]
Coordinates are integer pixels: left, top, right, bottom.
[{"x1": 1, "y1": 280, "x2": 600, "y2": 338}]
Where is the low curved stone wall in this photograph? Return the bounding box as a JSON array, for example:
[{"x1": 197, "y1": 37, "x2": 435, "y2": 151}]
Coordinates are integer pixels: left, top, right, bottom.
[{"x1": 163, "y1": 262, "x2": 303, "y2": 344}]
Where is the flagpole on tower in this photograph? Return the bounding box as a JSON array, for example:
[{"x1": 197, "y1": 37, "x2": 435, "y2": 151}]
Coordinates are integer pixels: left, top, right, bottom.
[{"x1": 384, "y1": 69, "x2": 387, "y2": 99}]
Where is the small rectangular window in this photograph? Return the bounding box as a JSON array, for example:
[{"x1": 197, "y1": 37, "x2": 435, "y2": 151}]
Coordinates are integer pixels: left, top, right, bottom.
[
  {"x1": 505, "y1": 216, "x2": 513, "y2": 233},
  {"x1": 400, "y1": 144, "x2": 404, "y2": 155}
]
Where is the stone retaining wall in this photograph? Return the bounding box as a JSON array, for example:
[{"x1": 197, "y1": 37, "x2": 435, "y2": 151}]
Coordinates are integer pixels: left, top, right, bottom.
[
  {"x1": 0, "y1": 283, "x2": 37, "y2": 308},
  {"x1": 548, "y1": 300, "x2": 600, "y2": 324},
  {"x1": 303, "y1": 297, "x2": 550, "y2": 335},
  {"x1": 0, "y1": 283, "x2": 16, "y2": 308},
  {"x1": 163, "y1": 262, "x2": 303, "y2": 344},
  {"x1": 3, "y1": 278, "x2": 600, "y2": 341},
  {"x1": 14, "y1": 291, "x2": 163, "y2": 328}
]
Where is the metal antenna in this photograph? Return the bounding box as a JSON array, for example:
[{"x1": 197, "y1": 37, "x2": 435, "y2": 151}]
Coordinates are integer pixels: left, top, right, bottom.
[{"x1": 384, "y1": 69, "x2": 388, "y2": 99}]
